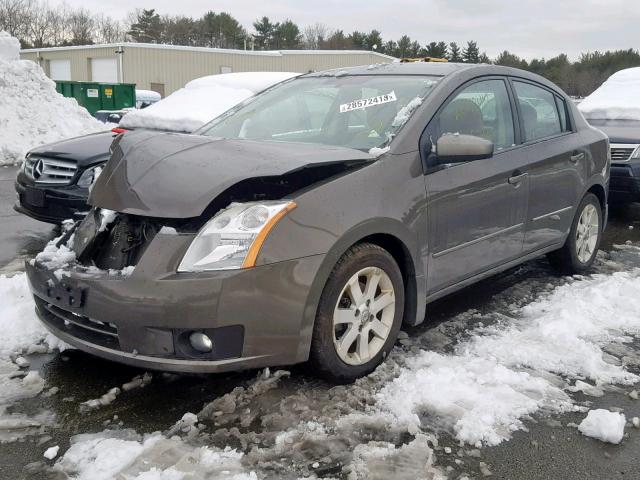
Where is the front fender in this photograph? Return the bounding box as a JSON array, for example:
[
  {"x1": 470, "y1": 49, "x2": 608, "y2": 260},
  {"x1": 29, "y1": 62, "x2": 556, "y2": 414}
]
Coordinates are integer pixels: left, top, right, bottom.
[{"x1": 257, "y1": 152, "x2": 429, "y2": 359}]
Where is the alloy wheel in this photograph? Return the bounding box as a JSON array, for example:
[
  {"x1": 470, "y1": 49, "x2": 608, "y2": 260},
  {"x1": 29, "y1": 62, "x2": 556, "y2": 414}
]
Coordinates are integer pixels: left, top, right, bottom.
[
  {"x1": 332, "y1": 266, "x2": 396, "y2": 366},
  {"x1": 575, "y1": 203, "x2": 599, "y2": 263}
]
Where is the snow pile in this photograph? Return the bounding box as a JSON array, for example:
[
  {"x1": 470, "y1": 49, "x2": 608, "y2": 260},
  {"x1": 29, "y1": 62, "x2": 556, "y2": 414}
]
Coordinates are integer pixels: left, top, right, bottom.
[
  {"x1": 375, "y1": 269, "x2": 640, "y2": 446},
  {"x1": 53, "y1": 430, "x2": 256, "y2": 480},
  {"x1": 578, "y1": 67, "x2": 640, "y2": 120},
  {"x1": 0, "y1": 32, "x2": 105, "y2": 165},
  {"x1": 0, "y1": 31, "x2": 20, "y2": 61},
  {"x1": 578, "y1": 409, "x2": 626, "y2": 444},
  {"x1": 0, "y1": 273, "x2": 60, "y2": 360},
  {"x1": 44, "y1": 445, "x2": 60, "y2": 460},
  {"x1": 120, "y1": 71, "x2": 298, "y2": 133}
]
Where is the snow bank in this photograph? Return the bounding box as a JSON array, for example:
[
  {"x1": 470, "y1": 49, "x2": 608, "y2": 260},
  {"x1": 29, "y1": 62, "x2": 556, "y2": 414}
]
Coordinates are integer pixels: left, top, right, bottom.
[
  {"x1": 120, "y1": 71, "x2": 297, "y2": 133},
  {"x1": 578, "y1": 409, "x2": 626, "y2": 444},
  {"x1": 0, "y1": 31, "x2": 20, "y2": 61},
  {"x1": 0, "y1": 32, "x2": 104, "y2": 165},
  {"x1": 578, "y1": 67, "x2": 640, "y2": 120},
  {"x1": 376, "y1": 269, "x2": 640, "y2": 446},
  {"x1": 0, "y1": 273, "x2": 60, "y2": 360},
  {"x1": 54, "y1": 429, "x2": 256, "y2": 480}
]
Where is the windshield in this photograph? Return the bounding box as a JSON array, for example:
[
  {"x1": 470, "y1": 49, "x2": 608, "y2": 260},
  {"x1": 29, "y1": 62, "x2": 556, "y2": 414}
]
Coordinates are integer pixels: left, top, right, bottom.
[{"x1": 197, "y1": 75, "x2": 440, "y2": 151}]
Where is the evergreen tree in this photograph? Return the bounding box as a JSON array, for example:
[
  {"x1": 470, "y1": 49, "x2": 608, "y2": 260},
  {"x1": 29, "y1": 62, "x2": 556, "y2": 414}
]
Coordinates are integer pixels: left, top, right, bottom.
[
  {"x1": 200, "y1": 12, "x2": 245, "y2": 49},
  {"x1": 495, "y1": 50, "x2": 528, "y2": 68},
  {"x1": 396, "y1": 34, "x2": 411, "y2": 57},
  {"x1": 274, "y1": 19, "x2": 301, "y2": 49},
  {"x1": 253, "y1": 16, "x2": 278, "y2": 49},
  {"x1": 462, "y1": 40, "x2": 480, "y2": 63},
  {"x1": 448, "y1": 42, "x2": 462, "y2": 62},
  {"x1": 348, "y1": 31, "x2": 366, "y2": 49},
  {"x1": 425, "y1": 41, "x2": 447, "y2": 58},
  {"x1": 364, "y1": 29, "x2": 383, "y2": 51},
  {"x1": 128, "y1": 9, "x2": 162, "y2": 43}
]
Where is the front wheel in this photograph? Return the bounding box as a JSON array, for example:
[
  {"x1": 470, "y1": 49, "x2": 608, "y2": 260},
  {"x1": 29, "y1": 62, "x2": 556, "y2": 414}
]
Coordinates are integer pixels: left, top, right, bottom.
[
  {"x1": 548, "y1": 193, "x2": 602, "y2": 274},
  {"x1": 309, "y1": 243, "x2": 404, "y2": 383}
]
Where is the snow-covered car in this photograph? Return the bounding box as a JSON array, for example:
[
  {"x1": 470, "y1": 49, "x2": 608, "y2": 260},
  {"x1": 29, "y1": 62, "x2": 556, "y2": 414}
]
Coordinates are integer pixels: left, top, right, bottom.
[
  {"x1": 14, "y1": 72, "x2": 298, "y2": 223},
  {"x1": 26, "y1": 62, "x2": 609, "y2": 383},
  {"x1": 579, "y1": 67, "x2": 640, "y2": 203}
]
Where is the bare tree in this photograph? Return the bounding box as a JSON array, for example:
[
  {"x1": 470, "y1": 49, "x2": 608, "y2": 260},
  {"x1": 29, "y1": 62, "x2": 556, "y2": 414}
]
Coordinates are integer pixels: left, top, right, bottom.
[
  {"x1": 48, "y1": 3, "x2": 70, "y2": 46},
  {"x1": 27, "y1": 1, "x2": 57, "y2": 47},
  {"x1": 67, "y1": 7, "x2": 94, "y2": 45},
  {"x1": 0, "y1": 0, "x2": 33, "y2": 38},
  {"x1": 94, "y1": 14, "x2": 124, "y2": 43},
  {"x1": 303, "y1": 22, "x2": 329, "y2": 49}
]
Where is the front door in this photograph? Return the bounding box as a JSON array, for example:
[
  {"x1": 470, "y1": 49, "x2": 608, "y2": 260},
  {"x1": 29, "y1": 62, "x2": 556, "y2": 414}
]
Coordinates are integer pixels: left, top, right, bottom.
[{"x1": 424, "y1": 78, "x2": 529, "y2": 294}]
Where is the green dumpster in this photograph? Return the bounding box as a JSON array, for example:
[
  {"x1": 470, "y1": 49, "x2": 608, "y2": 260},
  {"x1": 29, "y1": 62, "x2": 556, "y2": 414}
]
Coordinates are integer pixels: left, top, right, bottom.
[{"x1": 55, "y1": 81, "x2": 136, "y2": 115}]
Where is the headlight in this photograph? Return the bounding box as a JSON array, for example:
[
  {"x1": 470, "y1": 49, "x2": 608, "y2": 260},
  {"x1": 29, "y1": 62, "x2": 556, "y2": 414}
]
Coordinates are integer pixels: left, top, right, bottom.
[
  {"x1": 77, "y1": 164, "x2": 104, "y2": 188},
  {"x1": 178, "y1": 200, "x2": 296, "y2": 272},
  {"x1": 632, "y1": 146, "x2": 640, "y2": 159}
]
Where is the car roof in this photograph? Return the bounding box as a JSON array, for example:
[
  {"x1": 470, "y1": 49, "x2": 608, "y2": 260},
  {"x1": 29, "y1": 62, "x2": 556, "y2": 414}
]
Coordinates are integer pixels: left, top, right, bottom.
[
  {"x1": 303, "y1": 62, "x2": 568, "y2": 98},
  {"x1": 304, "y1": 61, "x2": 478, "y2": 78}
]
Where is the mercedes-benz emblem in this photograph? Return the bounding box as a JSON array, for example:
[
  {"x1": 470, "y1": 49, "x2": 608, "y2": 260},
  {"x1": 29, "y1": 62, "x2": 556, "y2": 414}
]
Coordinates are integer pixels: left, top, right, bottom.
[{"x1": 33, "y1": 159, "x2": 44, "y2": 179}]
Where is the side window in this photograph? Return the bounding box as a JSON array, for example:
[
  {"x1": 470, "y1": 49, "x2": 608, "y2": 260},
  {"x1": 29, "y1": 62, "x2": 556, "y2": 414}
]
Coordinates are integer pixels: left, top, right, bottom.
[
  {"x1": 513, "y1": 81, "x2": 562, "y2": 141},
  {"x1": 438, "y1": 79, "x2": 515, "y2": 151}
]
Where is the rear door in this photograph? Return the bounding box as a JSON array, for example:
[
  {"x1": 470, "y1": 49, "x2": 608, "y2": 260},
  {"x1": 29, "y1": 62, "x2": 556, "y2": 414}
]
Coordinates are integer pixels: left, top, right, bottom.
[
  {"x1": 423, "y1": 77, "x2": 529, "y2": 293},
  {"x1": 510, "y1": 80, "x2": 585, "y2": 251}
]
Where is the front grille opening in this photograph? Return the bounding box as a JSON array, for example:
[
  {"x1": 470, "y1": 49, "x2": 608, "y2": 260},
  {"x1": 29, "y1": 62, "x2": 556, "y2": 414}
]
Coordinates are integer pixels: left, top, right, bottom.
[
  {"x1": 37, "y1": 298, "x2": 121, "y2": 351},
  {"x1": 610, "y1": 146, "x2": 637, "y2": 162},
  {"x1": 75, "y1": 212, "x2": 161, "y2": 271},
  {"x1": 26, "y1": 156, "x2": 78, "y2": 185}
]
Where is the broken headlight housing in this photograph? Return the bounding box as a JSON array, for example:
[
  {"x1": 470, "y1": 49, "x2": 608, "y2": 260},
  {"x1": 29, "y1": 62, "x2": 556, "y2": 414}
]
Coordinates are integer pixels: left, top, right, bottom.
[
  {"x1": 178, "y1": 200, "x2": 296, "y2": 272},
  {"x1": 77, "y1": 164, "x2": 104, "y2": 188}
]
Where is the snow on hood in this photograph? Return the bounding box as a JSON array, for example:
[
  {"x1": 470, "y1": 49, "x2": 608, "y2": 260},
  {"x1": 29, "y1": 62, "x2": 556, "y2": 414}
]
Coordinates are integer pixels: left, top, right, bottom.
[
  {"x1": 0, "y1": 31, "x2": 105, "y2": 166},
  {"x1": 578, "y1": 67, "x2": 640, "y2": 121},
  {"x1": 119, "y1": 72, "x2": 298, "y2": 133}
]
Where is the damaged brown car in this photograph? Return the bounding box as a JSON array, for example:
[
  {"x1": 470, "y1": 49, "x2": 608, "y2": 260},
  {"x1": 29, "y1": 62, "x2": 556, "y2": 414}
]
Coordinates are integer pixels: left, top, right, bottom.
[{"x1": 26, "y1": 63, "x2": 609, "y2": 383}]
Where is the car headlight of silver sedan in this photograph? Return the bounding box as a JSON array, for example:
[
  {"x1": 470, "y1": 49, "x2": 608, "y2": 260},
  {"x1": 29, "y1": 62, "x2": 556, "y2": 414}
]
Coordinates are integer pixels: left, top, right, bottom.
[{"x1": 178, "y1": 200, "x2": 296, "y2": 272}]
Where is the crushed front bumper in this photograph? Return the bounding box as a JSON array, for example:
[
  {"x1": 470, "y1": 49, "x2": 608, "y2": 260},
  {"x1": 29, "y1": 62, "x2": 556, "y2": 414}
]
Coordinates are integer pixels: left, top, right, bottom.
[{"x1": 26, "y1": 231, "x2": 325, "y2": 373}]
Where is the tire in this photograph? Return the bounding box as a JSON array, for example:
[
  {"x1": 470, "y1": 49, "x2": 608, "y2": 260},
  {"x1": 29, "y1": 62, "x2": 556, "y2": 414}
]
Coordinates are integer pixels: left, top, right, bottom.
[
  {"x1": 309, "y1": 243, "x2": 405, "y2": 384},
  {"x1": 548, "y1": 193, "x2": 603, "y2": 274}
]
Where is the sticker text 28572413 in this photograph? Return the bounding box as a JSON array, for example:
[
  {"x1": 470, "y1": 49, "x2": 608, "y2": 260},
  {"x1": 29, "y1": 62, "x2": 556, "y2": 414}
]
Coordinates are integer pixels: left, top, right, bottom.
[{"x1": 339, "y1": 91, "x2": 397, "y2": 113}]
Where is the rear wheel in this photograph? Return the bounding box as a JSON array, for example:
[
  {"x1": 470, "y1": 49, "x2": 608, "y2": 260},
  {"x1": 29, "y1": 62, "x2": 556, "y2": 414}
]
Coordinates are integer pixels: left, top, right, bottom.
[
  {"x1": 548, "y1": 193, "x2": 602, "y2": 273},
  {"x1": 310, "y1": 243, "x2": 404, "y2": 383}
]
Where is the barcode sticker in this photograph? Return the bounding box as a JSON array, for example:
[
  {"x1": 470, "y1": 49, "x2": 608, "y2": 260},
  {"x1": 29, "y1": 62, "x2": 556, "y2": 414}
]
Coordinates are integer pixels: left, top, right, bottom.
[{"x1": 339, "y1": 91, "x2": 397, "y2": 113}]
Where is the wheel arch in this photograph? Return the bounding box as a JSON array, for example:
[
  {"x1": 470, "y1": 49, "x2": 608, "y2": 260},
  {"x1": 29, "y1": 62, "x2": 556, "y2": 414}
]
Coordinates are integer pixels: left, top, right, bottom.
[
  {"x1": 296, "y1": 220, "x2": 426, "y2": 362},
  {"x1": 586, "y1": 183, "x2": 607, "y2": 215}
]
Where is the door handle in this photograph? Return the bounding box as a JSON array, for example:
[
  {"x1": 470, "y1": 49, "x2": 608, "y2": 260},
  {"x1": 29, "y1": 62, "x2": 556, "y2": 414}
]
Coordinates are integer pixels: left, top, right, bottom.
[
  {"x1": 570, "y1": 152, "x2": 585, "y2": 163},
  {"x1": 508, "y1": 172, "x2": 528, "y2": 185}
]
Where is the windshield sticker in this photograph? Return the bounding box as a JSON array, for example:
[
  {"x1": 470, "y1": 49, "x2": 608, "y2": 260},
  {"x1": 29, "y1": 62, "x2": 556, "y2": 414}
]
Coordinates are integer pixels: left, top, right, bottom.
[{"x1": 339, "y1": 91, "x2": 397, "y2": 113}]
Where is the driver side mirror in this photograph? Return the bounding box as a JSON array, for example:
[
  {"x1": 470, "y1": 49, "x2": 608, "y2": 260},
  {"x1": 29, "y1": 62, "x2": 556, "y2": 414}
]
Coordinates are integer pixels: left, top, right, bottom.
[{"x1": 436, "y1": 133, "x2": 494, "y2": 163}]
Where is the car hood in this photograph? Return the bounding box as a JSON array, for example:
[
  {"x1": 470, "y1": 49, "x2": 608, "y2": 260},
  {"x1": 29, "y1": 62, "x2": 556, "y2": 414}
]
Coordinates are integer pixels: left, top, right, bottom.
[
  {"x1": 90, "y1": 130, "x2": 374, "y2": 218},
  {"x1": 28, "y1": 131, "x2": 115, "y2": 167},
  {"x1": 587, "y1": 119, "x2": 640, "y2": 144}
]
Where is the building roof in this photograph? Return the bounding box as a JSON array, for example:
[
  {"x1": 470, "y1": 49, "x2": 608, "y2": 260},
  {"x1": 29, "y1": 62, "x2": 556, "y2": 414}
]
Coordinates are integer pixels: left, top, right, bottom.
[{"x1": 20, "y1": 42, "x2": 395, "y2": 60}]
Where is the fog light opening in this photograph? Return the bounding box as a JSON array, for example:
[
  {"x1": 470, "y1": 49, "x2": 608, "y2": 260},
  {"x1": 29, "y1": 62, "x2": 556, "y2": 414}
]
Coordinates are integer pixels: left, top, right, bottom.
[{"x1": 189, "y1": 332, "x2": 213, "y2": 353}]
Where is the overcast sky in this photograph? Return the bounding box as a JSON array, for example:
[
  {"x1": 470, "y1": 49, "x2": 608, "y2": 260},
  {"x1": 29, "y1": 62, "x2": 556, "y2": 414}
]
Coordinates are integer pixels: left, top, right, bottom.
[{"x1": 54, "y1": 0, "x2": 640, "y2": 60}]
